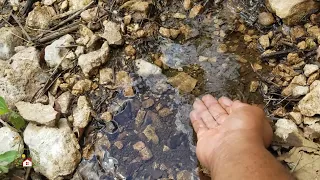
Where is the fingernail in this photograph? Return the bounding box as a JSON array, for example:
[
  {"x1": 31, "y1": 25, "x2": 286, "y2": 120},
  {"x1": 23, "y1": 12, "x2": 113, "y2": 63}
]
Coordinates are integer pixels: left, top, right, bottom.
[{"x1": 221, "y1": 96, "x2": 233, "y2": 106}]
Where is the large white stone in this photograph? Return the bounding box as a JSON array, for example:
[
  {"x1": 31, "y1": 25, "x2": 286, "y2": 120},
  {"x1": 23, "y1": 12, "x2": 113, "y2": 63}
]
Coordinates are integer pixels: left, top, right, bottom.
[
  {"x1": 304, "y1": 64, "x2": 319, "y2": 77},
  {"x1": 24, "y1": 119, "x2": 81, "y2": 179},
  {"x1": 0, "y1": 127, "x2": 24, "y2": 165},
  {"x1": 0, "y1": 27, "x2": 22, "y2": 60},
  {"x1": 298, "y1": 84, "x2": 320, "y2": 116},
  {"x1": 15, "y1": 101, "x2": 59, "y2": 127}
]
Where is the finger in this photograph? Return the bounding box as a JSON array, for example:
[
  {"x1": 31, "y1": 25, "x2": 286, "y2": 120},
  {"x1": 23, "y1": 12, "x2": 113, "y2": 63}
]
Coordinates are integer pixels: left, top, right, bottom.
[
  {"x1": 193, "y1": 98, "x2": 219, "y2": 128},
  {"x1": 218, "y1": 96, "x2": 233, "y2": 114},
  {"x1": 190, "y1": 110, "x2": 208, "y2": 133},
  {"x1": 202, "y1": 95, "x2": 228, "y2": 124}
]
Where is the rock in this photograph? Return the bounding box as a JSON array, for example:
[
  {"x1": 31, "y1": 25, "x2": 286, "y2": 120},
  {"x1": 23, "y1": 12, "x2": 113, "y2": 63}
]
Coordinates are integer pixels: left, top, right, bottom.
[
  {"x1": 78, "y1": 42, "x2": 110, "y2": 76},
  {"x1": 101, "y1": 21, "x2": 123, "y2": 45},
  {"x1": 60, "y1": 0, "x2": 68, "y2": 11},
  {"x1": 15, "y1": 101, "x2": 58, "y2": 127},
  {"x1": 158, "y1": 107, "x2": 172, "y2": 118},
  {"x1": 142, "y1": 99, "x2": 154, "y2": 109},
  {"x1": 122, "y1": 0, "x2": 152, "y2": 13},
  {"x1": 72, "y1": 79, "x2": 92, "y2": 95},
  {"x1": 80, "y1": 7, "x2": 98, "y2": 22},
  {"x1": 24, "y1": 119, "x2": 81, "y2": 179},
  {"x1": 310, "y1": 80, "x2": 320, "y2": 91},
  {"x1": 75, "y1": 46, "x2": 85, "y2": 57},
  {"x1": 290, "y1": 26, "x2": 306, "y2": 39},
  {"x1": 282, "y1": 74, "x2": 307, "y2": 96},
  {"x1": 304, "y1": 123, "x2": 320, "y2": 139},
  {"x1": 249, "y1": 81, "x2": 259, "y2": 92},
  {"x1": 73, "y1": 96, "x2": 91, "y2": 128},
  {"x1": 289, "y1": 112, "x2": 302, "y2": 125},
  {"x1": 135, "y1": 59, "x2": 162, "y2": 77},
  {"x1": 307, "y1": 25, "x2": 320, "y2": 38},
  {"x1": 306, "y1": 38, "x2": 317, "y2": 49},
  {"x1": 183, "y1": 0, "x2": 192, "y2": 10},
  {"x1": 267, "y1": 0, "x2": 320, "y2": 25},
  {"x1": 0, "y1": 127, "x2": 24, "y2": 165},
  {"x1": 217, "y1": 43, "x2": 228, "y2": 53},
  {"x1": 77, "y1": 25, "x2": 100, "y2": 49},
  {"x1": 101, "y1": 111, "x2": 112, "y2": 122},
  {"x1": 258, "y1": 12, "x2": 275, "y2": 26},
  {"x1": 297, "y1": 41, "x2": 307, "y2": 50},
  {"x1": 44, "y1": 34, "x2": 75, "y2": 69},
  {"x1": 55, "y1": 91, "x2": 72, "y2": 114},
  {"x1": 259, "y1": 34, "x2": 270, "y2": 49},
  {"x1": 167, "y1": 72, "x2": 197, "y2": 93},
  {"x1": 43, "y1": 0, "x2": 56, "y2": 5},
  {"x1": 304, "y1": 64, "x2": 319, "y2": 77},
  {"x1": 133, "y1": 141, "x2": 153, "y2": 160},
  {"x1": 114, "y1": 141, "x2": 123, "y2": 150},
  {"x1": 173, "y1": 13, "x2": 187, "y2": 19},
  {"x1": 177, "y1": 170, "x2": 192, "y2": 180},
  {"x1": 298, "y1": 84, "x2": 320, "y2": 116},
  {"x1": 68, "y1": 0, "x2": 93, "y2": 11},
  {"x1": 99, "y1": 67, "x2": 114, "y2": 85},
  {"x1": 125, "y1": 45, "x2": 136, "y2": 56},
  {"x1": 26, "y1": 6, "x2": 56, "y2": 29},
  {"x1": 159, "y1": 27, "x2": 180, "y2": 39},
  {"x1": 274, "y1": 119, "x2": 299, "y2": 141},
  {"x1": 303, "y1": 116, "x2": 320, "y2": 125},
  {"x1": 135, "y1": 109, "x2": 146, "y2": 128},
  {"x1": 189, "y1": 4, "x2": 203, "y2": 18},
  {"x1": 143, "y1": 125, "x2": 159, "y2": 144},
  {"x1": 0, "y1": 27, "x2": 22, "y2": 60},
  {"x1": 307, "y1": 72, "x2": 319, "y2": 85},
  {"x1": 292, "y1": 86, "x2": 309, "y2": 97},
  {"x1": 287, "y1": 53, "x2": 303, "y2": 65}
]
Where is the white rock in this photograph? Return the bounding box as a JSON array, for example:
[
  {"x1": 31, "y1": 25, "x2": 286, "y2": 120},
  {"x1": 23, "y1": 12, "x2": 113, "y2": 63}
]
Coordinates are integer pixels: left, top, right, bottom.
[
  {"x1": 68, "y1": 0, "x2": 93, "y2": 11},
  {"x1": 80, "y1": 7, "x2": 97, "y2": 22},
  {"x1": 292, "y1": 86, "x2": 309, "y2": 97},
  {"x1": 101, "y1": 21, "x2": 123, "y2": 45},
  {"x1": 258, "y1": 12, "x2": 275, "y2": 26},
  {"x1": 0, "y1": 47, "x2": 49, "y2": 108},
  {"x1": 0, "y1": 127, "x2": 24, "y2": 166},
  {"x1": 0, "y1": 27, "x2": 22, "y2": 60},
  {"x1": 99, "y1": 67, "x2": 113, "y2": 84},
  {"x1": 135, "y1": 59, "x2": 162, "y2": 78},
  {"x1": 75, "y1": 46, "x2": 85, "y2": 57},
  {"x1": 43, "y1": 0, "x2": 57, "y2": 5},
  {"x1": 259, "y1": 35, "x2": 270, "y2": 49},
  {"x1": 44, "y1": 34, "x2": 75, "y2": 69},
  {"x1": 73, "y1": 96, "x2": 91, "y2": 128},
  {"x1": 298, "y1": 84, "x2": 320, "y2": 116},
  {"x1": 78, "y1": 42, "x2": 110, "y2": 76},
  {"x1": 77, "y1": 25, "x2": 100, "y2": 49},
  {"x1": 275, "y1": 119, "x2": 299, "y2": 141},
  {"x1": 15, "y1": 101, "x2": 59, "y2": 127},
  {"x1": 55, "y1": 91, "x2": 72, "y2": 114},
  {"x1": 282, "y1": 74, "x2": 307, "y2": 96},
  {"x1": 24, "y1": 119, "x2": 81, "y2": 179},
  {"x1": 26, "y1": 6, "x2": 56, "y2": 29},
  {"x1": 303, "y1": 64, "x2": 319, "y2": 77},
  {"x1": 9, "y1": 0, "x2": 19, "y2": 7}
]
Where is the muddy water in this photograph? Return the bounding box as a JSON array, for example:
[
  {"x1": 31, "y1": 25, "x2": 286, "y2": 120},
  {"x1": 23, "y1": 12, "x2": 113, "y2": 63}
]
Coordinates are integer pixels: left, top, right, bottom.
[{"x1": 76, "y1": 3, "x2": 266, "y2": 180}]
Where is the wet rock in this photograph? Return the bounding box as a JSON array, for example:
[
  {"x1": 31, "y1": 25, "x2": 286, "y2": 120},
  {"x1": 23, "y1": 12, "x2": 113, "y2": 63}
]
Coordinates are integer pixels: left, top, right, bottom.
[
  {"x1": 68, "y1": 0, "x2": 92, "y2": 11},
  {"x1": 258, "y1": 12, "x2": 275, "y2": 26},
  {"x1": 55, "y1": 91, "x2": 72, "y2": 114},
  {"x1": 114, "y1": 141, "x2": 123, "y2": 150},
  {"x1": 249, "y1": 81, "x2": 259, "y2": 93},
  {"x1": 72, "y1": 79, "x2": 92, "y2": 95},
  {"x1": 159, "y1": 27, "x2": 180, "y2": 39},
  {"x1": 259, "y1": 34, "x2": 270, "y2": 49},
  {"x1": 78, "y1": 42, "x2": 110, "y2": 76},
  {"x1": 304, "y1": 64, "x2": 319, "y2": 77},
  {"x1": 101, "y1": 111, "x2": 112, "y2": 122},
  {"x1": 167, "y1": 72, "x2": 197, "y2": 93},
  {"x1": 125, "y1": 45, "x2": 136, "y2": 56},
  {"x1": 289, "y1": 112, "x2": 302, "y2": 125},
  {"x1": 80, "y1": 7, "x2": 98, "y2": 22},
  {"x1": 282, "y1": 74, "x2": 307, "y2": 96},
  {"x1": 133, "y1": 141, "x2": 153, "y2": 161},
  {"x1": 135, "y1": 109, "x2": 146, "y2": 128},
  {"x1": 217, "y1": 43, "x2": 228, "y2": 53},
  {"x1": 177, "y1": 170, "x2": 192, "y2": 180},
  {"x1": 189, "y1": 4, "x2": 203, "y2": 18},
  {"x1": 0, "y1": 127, "x2": 24, "y2": 162},
  {"x1": 292, "y1": 86, "x2": 309, "y2": 97},
  {"x1": 183, "y1": 0, "x2": 192, "y2": 10},
  {"x1": 101, "y1": 21, "x2": 123, "y2": 46},
  {"x1": 143, "y1": 125, "x2": 159, "y2": 144},
  {"x1": 0, "y1": 27, "x2": 22, "y2": 60},
  {"x1": 16, "y1": 101, "x2": 58, "y2": 127},
  {"x1": 24, "y1": 119, "x2": 81, "y2": 179},
  {"x1": 99, "y1": 67, "x2": 114, "y2": 85},
  {"x1": 267, "y1": 0, "x2": 319, "y2": 25},
  {"x1": 158, "y1": 108, "x2": 172, "y2": 118},
  {"x1": 142, "y1": 99, "x2": 154, "y2": 109},
  {"x1": 73, "y1": 96, "x2": 91, "y2": 128},
  {"x1": 298, "y1": 84, "x2": 320, "y2": 116},
  {"x1": 44, "y1": 34, "x2": 75, "y2": 69},
  {"x1": 26, "y1": 6, "x2": 56, "y2": 29},
  {"x1": 199, "y1": 56, "x2": 217, "y2": 63}
]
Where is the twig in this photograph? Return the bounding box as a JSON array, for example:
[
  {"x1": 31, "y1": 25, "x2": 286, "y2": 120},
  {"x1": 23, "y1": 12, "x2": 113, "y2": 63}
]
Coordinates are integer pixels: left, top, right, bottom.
[
  {"x1": 290, "y1": 151, "x2": 303, "y2": 173},
  {"x1": 37, "y1": 25, "x2": 79, "y2": 43},
  {"x1": 10, "y1": 13, "x2": 32, "y2": 42},
  {"x1": 24, "y1": 167, "x2": 32, "y2": 180},
  {"x1": 10, "y1": 32, "x2": 30, "y2": 43},
  {"x1": 52, "y1": 9, "x2": 78, "y2": 20}
]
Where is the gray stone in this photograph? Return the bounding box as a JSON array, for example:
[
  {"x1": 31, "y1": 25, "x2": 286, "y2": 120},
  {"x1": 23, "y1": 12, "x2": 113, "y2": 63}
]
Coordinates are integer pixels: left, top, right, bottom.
[
  {"x1": 167, "y1": 72, "x2": 197, "y2": 93},
  {"x1": 24, "y1": 119, "x2": 81, "y2": 179},
  {"x1": 143, "y1": 125, "x2": 159, "y2": 144},
  {"x1": 133, "y1": 141, "x2": 153, "y2": 160},
  {"x1": 298, "y1": 84, "x2": 320, "y2": 116},
  {"x1": 78, "y1": 42, "x2": 110, "y2": 76},
  {"x1": 15, "y1": 101, "x2": 59, "y2": 127},
  {"x1": 0, "y1": 27, "x2": 22, "y2": 60},
  {"x1": 73, "y1": 96, "x2": 91, "y2": 128},
  {"x1": 26, "y1": 6, "x2": 56, "y2": 29},
  {"x1": 55, "y1": 91, "x2": 73, "y2": 114},
  {"x1": 101, "y1": 21, "x2": 123, "y2": 45}
]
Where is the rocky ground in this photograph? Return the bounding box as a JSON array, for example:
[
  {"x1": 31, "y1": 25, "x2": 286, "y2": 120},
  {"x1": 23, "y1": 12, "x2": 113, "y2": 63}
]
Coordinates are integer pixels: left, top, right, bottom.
[{"x1": 1, "y1": 0, "x2": 320, "y2": 179}]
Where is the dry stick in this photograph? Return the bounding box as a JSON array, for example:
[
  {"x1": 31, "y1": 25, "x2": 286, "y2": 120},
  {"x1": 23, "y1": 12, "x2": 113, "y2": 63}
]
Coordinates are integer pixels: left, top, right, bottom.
[
  {"x1": 37, "y1": 25, "x2": 79, "y2": 43},
  {"x1": 290, "y1": 151, "x2": 303, "y2": 173},
  {"x1": 52, "y1": 9, "x2": 78, "y2": 20},
  {"x1": 10, "y1": 13, "x2": 32, "y2": 42}
]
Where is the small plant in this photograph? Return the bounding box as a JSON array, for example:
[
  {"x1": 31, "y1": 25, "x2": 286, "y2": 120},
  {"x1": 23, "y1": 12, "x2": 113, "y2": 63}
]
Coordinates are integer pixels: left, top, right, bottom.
[
  {"x1": 0, "y1": 151, "x2": 19, "y2": 174},
  {"x1": 0, "y1": 96, "x2": 26, "y2": 131}
]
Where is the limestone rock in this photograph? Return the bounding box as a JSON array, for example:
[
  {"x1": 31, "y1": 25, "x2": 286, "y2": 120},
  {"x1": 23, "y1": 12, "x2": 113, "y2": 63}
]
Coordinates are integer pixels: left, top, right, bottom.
[
  {"x1": 304, "y1": 123, "x2": 320, "y2": 139},
  {"x1": 73, "y1": 96, "x2": 91, "y2": 128},
  {"x1": 72, "y1": 79, "x2": 92, "y2": 95},
  {"x1": 189, "y1": 4, "x2": 203, "y2": 18},
  {"x1": 158, "y1": 108, "x2": 172, "y2": 117},
  {"x1": 267, "y1": 0, "x2": 320, "y2": 25},
  {"x1": 259, "y1": 34, "x2": 270, "y2": 49},
  {"x1": 44, "y1": 34, "x2": 75, "y2": 69},
  {"x1": 101, "y1": 21, "x2": 123, "y2": 45},
  {"x1": 78, "y1": 42, "x2": 110, "y2": 76},
  {"x1": 292, "y1": 86, "x2": 309, "y2": 97},
  {"x1": 15, "y1": 101, "x2": 59, "y2": 127},
  {"x1": 258, "y1": 12, "x2": 275, "y2": 26},
  {"x1": 304, "y1": 64, "x2": 319, "y2": 77},
  {"x1": 0, "y1": 47, "x2": 49, "y2": 108},
  {"x1": 135, "y1": 109, "x2": 146, "y2": 128},
  {"x1": 303, "y1": 116, "x2": 320, "y2": 125},
  {"x1": 24, "y1": 119, "x2": 81, "y2": 179},
  {"x1": 143, "y1": 125, "x2": 159, "y2": 144},
  {"x1": 43, "y1": 0, "x2": 56, "y2": 5},
  {"x1": 282, "y1": 74, "x2": 307, "y2": 96},
  {"x1": 135, "y1": 59, "x2": 162, "y2": 77},
  {"x1": 310, "y1": 80, "x2": 320, "y2": 91},
  {"x1": 0, "y1": 127, "x2": 24, "y2": 165},
  {"x1": 133, "y1": 141, "x2": 153, "y2": 160},
  {"x1": 288, "y1": 112, "x2": 302, "y2": 125},
  {"x1": 0, "y1": 27, "x2": 22, "y2": 60},
  {"x1": 142, "y1": 99, "x2": 154, "y2": 109},
  {"x1": 275, "y1": 119, "x2": 299, "y2": 141},
  {"x1": 99, "y1": 67, "x2": 114, "y2": 85},
  {"x1": 121, "y1": 0, "x2": 152, "y2": 13},
  {"x1": 298, "y1": 84, "x2": 320, "y2": 116},
  {"x1": 68, "y1": 0, "x2": 93, "y2": 11},
  {"x1": 183, "y1": 0, "x2": 192, "y2": 10},
  {"x1": 80, "y1": 7, "x2": 98, "y2": 22},
  {"x1": 125, "y1": 45, "x2": 136, "y2": 56},
  {"x1": 177, "y1": 170, "x2": 192, "y2": 180},
  {"x1": 26, "y1": 6, "x2": 56, "y2": 29},
  {"x1": 77, "y1": 25, "x2": 100, "y2": 49},
  {"x1": 167, "y1": 72, "x2": 197, "y2": 93},
  {"x1": 55, "y1": 91, "x2": 73, "y2": 114}
]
